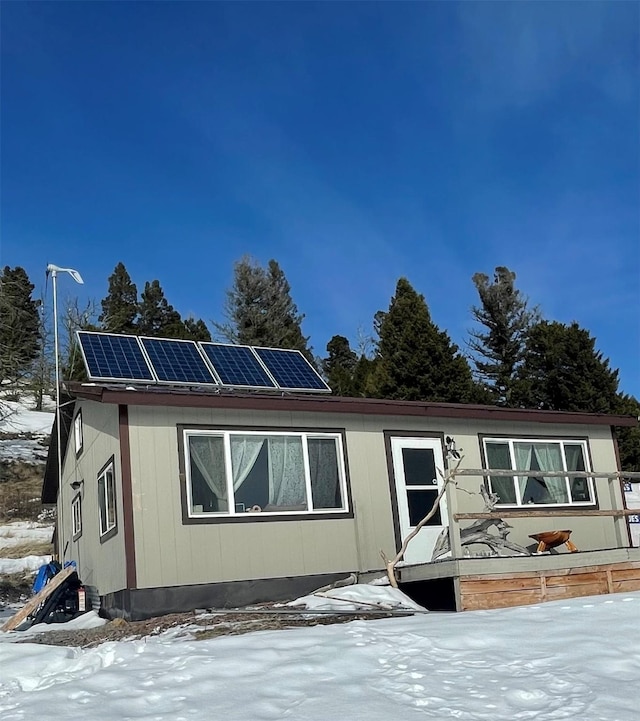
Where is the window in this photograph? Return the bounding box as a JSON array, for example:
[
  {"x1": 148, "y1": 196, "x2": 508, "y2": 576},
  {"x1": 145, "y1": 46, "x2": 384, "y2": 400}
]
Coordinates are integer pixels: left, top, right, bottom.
[
  {"x1": 483, "y1": 438, "x2": 594, "y2": 507},
  {"x1": 74, "y1": 411, "x2": 83, "y2": 456},
  {"x1": 185, "y1": 430, "x2": 348, "y2": 517},
  {"x1": 97, "y1": 461, "x2": 117, "y2": 536},
  {"x1": 72, "y1": 493, "x2": 82, "y2": 538}
]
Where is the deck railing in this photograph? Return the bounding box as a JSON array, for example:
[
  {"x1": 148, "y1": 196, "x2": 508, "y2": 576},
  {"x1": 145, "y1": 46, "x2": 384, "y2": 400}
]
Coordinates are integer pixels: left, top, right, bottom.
[{"x1": 444, "y1": 469, "x2": 640, "y2": 559}]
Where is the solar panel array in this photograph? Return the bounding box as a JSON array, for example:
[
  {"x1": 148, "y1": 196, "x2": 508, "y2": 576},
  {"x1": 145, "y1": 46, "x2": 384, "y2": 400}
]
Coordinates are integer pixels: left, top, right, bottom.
[{"x1": 76, "y1": 331, "x2": 331, "y2": 393}]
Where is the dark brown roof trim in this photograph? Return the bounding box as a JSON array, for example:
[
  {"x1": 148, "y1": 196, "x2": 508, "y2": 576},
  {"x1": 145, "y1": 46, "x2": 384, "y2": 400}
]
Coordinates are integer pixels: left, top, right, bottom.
[{"x1": 65, "y1": 382, "x2": 638, "y2": 427}]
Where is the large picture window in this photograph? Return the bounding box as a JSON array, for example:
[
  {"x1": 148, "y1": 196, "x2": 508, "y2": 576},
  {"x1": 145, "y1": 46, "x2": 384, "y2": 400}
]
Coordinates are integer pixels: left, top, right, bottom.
[
  {"x1": 483, "y1": 438, "x2": 594, "y2": 507},
  {"x1": 185, "y1": 430, "x2": 348, "y2": 517},
  {"x1": 97, "y1": 460, "x2": 117, "y2": 536}
]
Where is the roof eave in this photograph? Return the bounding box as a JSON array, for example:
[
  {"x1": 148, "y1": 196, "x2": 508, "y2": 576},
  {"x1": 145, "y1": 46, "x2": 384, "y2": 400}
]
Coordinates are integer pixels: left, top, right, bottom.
[{"x1": 64, "y1": 382, "x2": 638, "y2": 427}]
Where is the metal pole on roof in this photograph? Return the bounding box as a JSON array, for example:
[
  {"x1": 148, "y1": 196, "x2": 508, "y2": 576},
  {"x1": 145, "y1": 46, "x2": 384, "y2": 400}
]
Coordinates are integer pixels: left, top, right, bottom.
[{"x1": 46, "y1": 264, "x2": 84, "y2": 561}]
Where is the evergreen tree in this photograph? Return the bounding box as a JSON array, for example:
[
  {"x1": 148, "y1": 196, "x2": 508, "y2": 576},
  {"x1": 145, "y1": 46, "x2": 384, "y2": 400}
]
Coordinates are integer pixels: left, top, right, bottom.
[
  {"x1": 215, "y1": 256, "x2": 311, "y2": 357},
  {"x1": 512, "y1": 321, "x2": 619, "y2": 412},
  {"x1": 322, "y1": 335, "x2": 358, "y2": 396},
  {"x1": 136, "y1": 280, "x2": 184, "y2": 338},
  {"x1": 182, "y1": 317, "x2": 212, "y2": 342},
  {"x1": 612, "y1": 393, "x2": 640, "y2": 472},
  {"x1": 0, "y1": 266, "x2": 41, "y2": 384},
  {"x1": 99, "y1": 262, "x2": 139, "y2": 333},
  {"x1": 372, "y1": 278, "x2": 479, "y2": 403},
  {"x1": 468, "y1": 266, "x2": 539, "y2": 405}
]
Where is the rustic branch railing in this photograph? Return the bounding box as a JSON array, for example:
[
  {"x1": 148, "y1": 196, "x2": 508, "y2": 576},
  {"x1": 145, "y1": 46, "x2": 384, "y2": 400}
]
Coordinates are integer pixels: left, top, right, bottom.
[
  {"x1": 447, "y1": 468, "x2": 640, "y2": 553},
  {"x1": 455, "y1": 508, "x2": 640, "y2": 520},
  {"x1": 452, "y1": 470, "x2": 640, "y2": 480}
]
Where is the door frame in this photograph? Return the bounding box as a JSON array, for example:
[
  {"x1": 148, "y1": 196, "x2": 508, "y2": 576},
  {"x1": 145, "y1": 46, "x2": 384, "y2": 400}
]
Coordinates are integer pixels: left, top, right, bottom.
[{"x1": 384, "y1": 430, "x2": 448, "y2": 557}]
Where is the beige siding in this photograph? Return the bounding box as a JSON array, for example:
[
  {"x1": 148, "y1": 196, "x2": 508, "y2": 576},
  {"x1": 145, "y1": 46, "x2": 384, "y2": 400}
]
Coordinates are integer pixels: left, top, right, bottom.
[
  {"x1": 436, "y1": 419, "x2": 624, "y2": 553},
  {"x1": 60, "y1": 402, "x2": 126, "y2": 595},
  {"x1": 128, "y1": 405, "x2": 360, "y2": 589},
  {"x1": 82, "y1": 402, "x2": 627, "y2": 593}
]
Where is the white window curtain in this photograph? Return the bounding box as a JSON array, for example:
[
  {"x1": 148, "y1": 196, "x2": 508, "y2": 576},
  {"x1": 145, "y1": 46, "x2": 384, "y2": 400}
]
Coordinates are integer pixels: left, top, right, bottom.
[
  {"x1": 267, "y1": 437, "x2": 306, "y2": 507},
  {"x1": 190, "y1": 436, "x2": 226, "y2": 499},
  {"x1": 532, "y1": 443, "x2": 567, "y2": 503},
  {"x1": 514, "y1": 443, "x2": 533, "y2": 501},
  {"x1": 230, "y1": 436, "x2": 265, "y2": 492}
]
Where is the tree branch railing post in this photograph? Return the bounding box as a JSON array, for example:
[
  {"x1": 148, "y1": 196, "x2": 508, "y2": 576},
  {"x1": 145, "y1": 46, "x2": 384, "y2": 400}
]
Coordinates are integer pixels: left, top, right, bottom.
[{"x1": 381, "y1": 457, "x2": 463, "y2": 588}]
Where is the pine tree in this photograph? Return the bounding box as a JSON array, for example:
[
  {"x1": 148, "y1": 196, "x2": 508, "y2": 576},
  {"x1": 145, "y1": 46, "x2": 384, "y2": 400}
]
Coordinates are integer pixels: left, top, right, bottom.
[
  {"x1": 512, "y1": 321, "x2": 619, "y2": 412},
  {"x1": 215, "y1": 256, "x2": 311, "y2": 357},
  {"x1": 468, "y1": 266, "x2": 539, "y2": 405},
  {"x1": 99, "y1": 262, "x2": 139, "y2": 333},
  {"x1": 0, "y1": 266, "x2": 41, "y2": 384},
  {"x1": 136, "y1": 280, "x2": 184, "y2": 338},
  {"x1": 372, "y1": 278, "x2": 479, "y2": 403},
  {"x1": 182, "y1": 317, "x2": 212, "y2": 342},
  {"x1": 614, "y1": 394, "x2": 640, "y2": 472},
  {"x1": 322, "y1": 335, "x2": 358, "y2": 396}
]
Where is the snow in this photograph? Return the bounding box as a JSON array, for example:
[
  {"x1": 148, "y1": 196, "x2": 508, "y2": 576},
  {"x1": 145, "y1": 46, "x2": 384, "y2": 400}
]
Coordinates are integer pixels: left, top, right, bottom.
[
  {"x1": 0, "y1": 396, "x2": 54, "y2": 462},
  {"x1": 0, "y1": 522, "x2": 54, "y2": 549},
  {"x1": 0, "y1": 592, "x2": 638, "y2": 720},
  {"x1": 0, "y1": 555, "x2": 52, "y2": 575},
  {"x1": 0, "y1": 399, "x2": 54, "y2": 436},
  {"x1": 286, "y1": 582, "x2": 426, "y2": 612}
]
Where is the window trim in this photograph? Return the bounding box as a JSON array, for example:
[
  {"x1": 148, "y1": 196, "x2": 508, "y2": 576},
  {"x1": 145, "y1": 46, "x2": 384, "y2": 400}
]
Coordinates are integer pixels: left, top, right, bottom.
[
  {"x1": 71, "y1": 492, "x2": 82, "y2": 540},
  {"x1": 180, "y1": 426, "x2": 352, "y2": 523},
  {"x1": 97, "y1": 457, "x2": 118, "y2": 541},
  {"x1": 481, "y1": 435, "x2": 597, "y2": 508},
  {"x1": 73, "y1": 409, "x2": 83, "y2": 457}
]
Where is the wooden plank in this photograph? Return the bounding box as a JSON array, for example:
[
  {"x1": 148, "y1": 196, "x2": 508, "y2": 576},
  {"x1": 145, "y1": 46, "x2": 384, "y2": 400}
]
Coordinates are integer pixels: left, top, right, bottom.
[
  {"x1": 454, "y1": 508, "x2": 640, "y2": 520},
  {"x1": 612, "y1": 579, "x2": 640, "y2": 593},
  {"x1": 610, "y1": 568, "x2": 640, "y2": 582},
  {"x1": 546, "y1": 583, "x2": 609, "y2": 601},
  {"x1": 453, "y1": 470, "x2": 640, "y2": 479},
  {"x1": 606, "y1": 569, "x2": 614, "y2": 594},
  {"x1": 464, "y1": 570, "x2": 545, "y2": 582},
  {"x1": 462, "y1": 576, "x2": 542, "y2": 594},
  {"x1": 545, "y1": 572, "x2": 607, "y2": 587},
  {"x1": 461, "y1": 588, "x2": 542, "y2": 611},
  {"x1": 0, "y1": 566, "x2": 74, "y2": 632}
]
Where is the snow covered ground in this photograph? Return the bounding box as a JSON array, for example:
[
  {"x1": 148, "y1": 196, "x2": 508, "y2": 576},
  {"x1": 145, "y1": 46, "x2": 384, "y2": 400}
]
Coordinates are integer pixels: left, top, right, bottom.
[{"x1": 0, "y1": 590, "x2": 638, "y2": 720}]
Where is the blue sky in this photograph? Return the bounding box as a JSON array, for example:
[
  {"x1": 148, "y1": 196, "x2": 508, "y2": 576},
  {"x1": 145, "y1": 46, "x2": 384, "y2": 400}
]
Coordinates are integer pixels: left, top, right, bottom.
[{"x1": 2, "y1": 1, "x2": 638, "y2": 397}]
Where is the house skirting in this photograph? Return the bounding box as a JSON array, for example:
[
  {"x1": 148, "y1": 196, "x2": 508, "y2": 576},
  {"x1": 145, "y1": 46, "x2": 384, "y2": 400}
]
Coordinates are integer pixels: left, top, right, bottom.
[{"x1": 101, "y1": 571, "x2": 353, "y2": 621}]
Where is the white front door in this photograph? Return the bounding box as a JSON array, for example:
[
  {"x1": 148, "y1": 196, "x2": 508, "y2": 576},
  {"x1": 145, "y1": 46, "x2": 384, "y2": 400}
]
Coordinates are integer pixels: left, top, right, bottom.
[{"x1": 390, "y1": 437, "x2": 448, "y2": 564}]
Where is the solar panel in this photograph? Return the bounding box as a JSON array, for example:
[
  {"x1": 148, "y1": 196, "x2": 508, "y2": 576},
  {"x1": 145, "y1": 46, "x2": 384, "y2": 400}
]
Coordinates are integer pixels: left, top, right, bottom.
[
  {"x1": 199, "y1": 343, "x2": 277, "y2": 389},
  {"x1": 253, "y1": 347, "x2": 330, "y2": 392},
  {"x1": 140, "y1": 337, "x2": 218, "y2": 385},
  {"x1": 76, "y1": 332, "x2": 155, "y2": 383}
]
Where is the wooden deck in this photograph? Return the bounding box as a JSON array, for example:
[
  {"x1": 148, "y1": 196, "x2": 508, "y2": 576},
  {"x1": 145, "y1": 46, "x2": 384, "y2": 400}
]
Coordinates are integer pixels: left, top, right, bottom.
[{"x1": 397, "y1": 548, "x2": 640, "y2": 611}]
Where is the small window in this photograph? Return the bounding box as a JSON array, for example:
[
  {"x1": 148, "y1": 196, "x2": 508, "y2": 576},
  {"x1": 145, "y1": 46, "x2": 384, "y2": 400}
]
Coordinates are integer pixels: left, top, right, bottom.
[
  {"x1": 97, "y1": 461, "x2": 117, "y2": 537},
  {"x1": 72, "y1": 493, "x2": 82, "y2": 539},
  {"x1": 185, "y1": 430, "x2": 348, "y2": 517},
  {"x1": 483, "y1": 438, "x2": 595, "y2": 507},
  {"x1": 74, "y1": 411, "x2": 83, "y2": 456}
]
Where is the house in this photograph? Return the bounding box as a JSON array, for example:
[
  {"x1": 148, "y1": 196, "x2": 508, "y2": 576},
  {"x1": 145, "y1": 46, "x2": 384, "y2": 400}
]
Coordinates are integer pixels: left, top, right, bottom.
[{"x1": 42, "y1": 379, "x2": 640, "y2": 620}]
